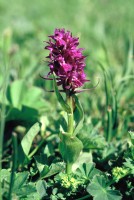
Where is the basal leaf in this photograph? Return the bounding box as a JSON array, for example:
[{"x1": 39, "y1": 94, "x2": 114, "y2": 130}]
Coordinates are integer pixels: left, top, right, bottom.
[
  {"x1": 77, "y1": 124, "x2": 106, "y2": 150},
  {"x1": 13, "y1": 171, "x2": 29, "y2": 191},
  {"x1": 18, "y1": 122, "x2": 40, "y2": 165},
  {"x1": 43, "y1": 162, "x2": 64, "y2": 178},
  {"x1": 15, "y1": 183, "x2": 36, "y2": 197},
  {"x1": 36, "y1": 180, "x2": 47, "y2": 198},
  {"x1": 22, "y1": 86, "x2": 50, "y2": 112},
  {"x1": 75, "y1": 163, "x2": 101, "y2": 180},
  {"x1": 7, "y1": 79, "x2": 25, "y2": 110},
  {"x1": 72, "y1": 152, "x2": 92, "y2": 171},
  {"x1": 35, "y1": 154, "x2": 64, "y2": 178},
  {"x1": 0, "y1": 169, "x2": 10, "y2": 183},
  {"x1": 87, "y1": 175, "x2": 122, "y2": 200},
  {"x1": 21, "y1": 122, "x2": 40, "y2": 156}
]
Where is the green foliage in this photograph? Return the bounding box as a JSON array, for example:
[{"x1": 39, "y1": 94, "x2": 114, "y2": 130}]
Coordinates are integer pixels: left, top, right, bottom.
[
  {"x1": 59, "y1": 133, "x2": 83, "y2": 164},
  {"x1": 53, "y1": 74, "x2": 71, "y2": 113},
  {"x1": 36, "y1": 180, "x2": 47, "y2": 199},
  {"x1": 72, "y1": 152, "x2": 92, "y2": 171},
  {"x1": 35, "y1": 154, "x2": 64, "y2": 178},
  {"x1": 75, "y1": 163, "x2": 101, "y2": 181},
  {"x1": 123, "y1": 158, "x2": 134, "y2": 175},
  {"x1": 6, "y1": 80, "x2": 49, "y2": 112},
  {"x1": 87, "y1": 175, "x2": 122, "y2": 200},
  {"x1": 77, "y1": 124, "x2": 106, "y2": 150},
  {"x1": 0, "y1": 79, "x2": 51, "y2": 125},
  {"x1": 73, "y1": 94, "x2": 84, "y2": 136},
  {"x1": 1, "y1": 170, "x2": 39, "y2": 199},
  {"x1": 0, "y1": 169, "x2": 10, "y2": 183},
  {"x1": 18, "y1": 122, "x2": 40, "y2": 166}
]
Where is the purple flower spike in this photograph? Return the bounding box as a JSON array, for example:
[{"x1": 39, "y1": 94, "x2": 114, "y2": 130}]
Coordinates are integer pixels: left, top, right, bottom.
[{"x1": 45, "y1": 28, "x2": 89, "y2": 93}]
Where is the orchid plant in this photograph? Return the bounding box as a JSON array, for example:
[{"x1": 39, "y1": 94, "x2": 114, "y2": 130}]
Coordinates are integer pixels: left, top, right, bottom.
[{"x1": 42, "y1": 28, "x2": 95, "y2": 174}]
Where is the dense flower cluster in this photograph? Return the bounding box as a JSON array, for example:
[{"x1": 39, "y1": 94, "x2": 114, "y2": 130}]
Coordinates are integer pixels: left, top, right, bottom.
[{"x1": 45, "y1": 28, "x2": 88, "y2": 92}]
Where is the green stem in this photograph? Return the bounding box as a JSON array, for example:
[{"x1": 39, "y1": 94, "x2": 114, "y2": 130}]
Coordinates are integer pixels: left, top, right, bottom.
[
  {"x1": 8, "y1": 133, "x2": 18, "y2": 200},
  {"x1": 66, "y1": 162, "x2": 72, "y2": 174},
  {"x1": 0, "y1": 33, "x2": 10, "y2": 200},
  {"x1": 107, "y1": 106, "x2": 113, "y2": 142},
  {"x1": 76, "y1": 194, "x2": 91, "y2": 200},
  {"x1": 66, "y1": 94, "x2": 74, "y2": 174},
  {"x1": 66, "y1": 95, "x2": 74, "y2": 135}
]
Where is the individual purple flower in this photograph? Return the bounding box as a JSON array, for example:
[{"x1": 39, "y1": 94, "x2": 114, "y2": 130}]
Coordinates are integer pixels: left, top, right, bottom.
[{"x1": 44, "y1": 28, "x2": 89, "y2": 93}]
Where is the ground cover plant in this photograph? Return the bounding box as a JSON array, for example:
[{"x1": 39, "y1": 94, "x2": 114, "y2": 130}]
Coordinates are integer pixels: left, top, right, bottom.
[{"x1": 0, "y1": 0, "x2": 134, "y2": 199}]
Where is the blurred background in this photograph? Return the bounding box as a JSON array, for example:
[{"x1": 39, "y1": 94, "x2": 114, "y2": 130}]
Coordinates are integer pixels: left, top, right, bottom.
[{"x1": 0, "y1": 0, "x2": 134, "y2": 141}]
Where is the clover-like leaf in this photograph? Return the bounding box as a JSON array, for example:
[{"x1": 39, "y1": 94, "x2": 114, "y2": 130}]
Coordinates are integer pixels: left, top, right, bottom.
[
  {"x1": 123, "y1": 158, "x2": 134, "y2": 175},
  {"x1": 77, "y1": 124, "x2": 106, "y2": 150},
  {"x1": 87, "y1": 175, "x2": 122, "y2": 200},
  {"x1": 13, "y1": 171, "x2": 29, "y2": 191},
  {"x1": 36, "y1": 180, "x2": 47, "y2": 199},
  {"x1": 74, "y1": 163, "x2": 101, "y2": 180}
]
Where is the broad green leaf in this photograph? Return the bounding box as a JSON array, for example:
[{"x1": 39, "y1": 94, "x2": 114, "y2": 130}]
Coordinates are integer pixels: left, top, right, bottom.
[
  {"x1": 18, "y1": 122, "x2": 40, "y2": 165},
  {"x1": 36, "y1": 180, "x2": 47, "y2": 199},
  {"x1": 77, "y1": 124, "x2": 106, "y2": 150},
  {"x1": 5, "y1": 80, "x2": 50, "y2": 123},
  {"x1": 26, "y1": 193, "x2": 40, "y2": 200},
  {"x1": 34, "y1": 154, "x2": 48, "y2": 173},
  {"x1": 73, "y1": 94, "x2": 84, "y2": 135},
  {"x1": 15, "y1": 183, "x2": 36, "y2": 197},
  {"x1": 59, "y1": 133, "x2": 83, "y2": 164},
  {"x1": 123, "y1": 158, "x2": 134, "y2": 175},
  {"x1": 53, "y1": 74, "x2": 71, "y2": 113},
  {"x1": 22, "y1": 86, "x2": 50, "y2": 112},
  {"x1": 6, "y1": 106, "x2": 39, "y2": 123},
  {"x1": 35, "y1": 155, "x2": 64, "y2": 178},
  {"x1": 21, "y1": 122, "x2": 40, "y2": 156},
  {"x1": 75, "y1": 163, "x2": 101, "y2": 180},
  {"x1": 7, "y1": 79, "x2": 25, "y2": 110},
  {"x1": 87, "y1": 175, "x2": 122, "y2": 200},
  {"x1": 35, "y1": 156, "x2": 49, "y2": 178},
  {"x1": 72, "y1": 152, "x2": 92, "y2": 171},
  {"x1": 13, "y1": 171, "x2": 29, "y2": 191},
  {"x1": 0, "y1": 169, "x2": 10, "y2": 183},
  {"x1": 43, "y1": 162, "x2": 64, "y2": 178}
]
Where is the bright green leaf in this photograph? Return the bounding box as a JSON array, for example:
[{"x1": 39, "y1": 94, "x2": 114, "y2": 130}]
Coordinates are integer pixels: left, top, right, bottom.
[
  {"x1": 87, "y1": 175, "x2": 122, "y2": 200},
  {"x1": 77, "y1": 124, "x2": 106, "y2": 150},
  {"x1": 13, "y1": 171, "x2": 29, "y2": 191},
  {"x1": 18, "y1": 122, "x2": 40, "y2": 165},
  {"x1": 36, "y1": 180, "x2": 47, "y2": 199},
  {"x1": 21, "y1": 122, "x2": 40, "y2": 156},
  {"x1": 15, "y1": 183, "x2": 36, "y2": 197},
  {"x1": 7, "y1": 79, "x2": 25, "y2": 110},
  {"x1": 72, "y1": 152, "x2": 92, "y2": 171},
  {"x1": 75, "y1": 163, "x2": 101, "y2": 180},
  {"x1": 43, "y1": 162, "x2": 64, "y2": 178},
  {"x1": 0, "y1": 169, "x2": 10, "y2": 183}
]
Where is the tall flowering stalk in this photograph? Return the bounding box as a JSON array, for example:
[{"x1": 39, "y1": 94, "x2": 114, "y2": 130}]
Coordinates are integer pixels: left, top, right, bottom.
[{"x1": 43, "y1": 28, "x2": 90, "y2": 174}]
